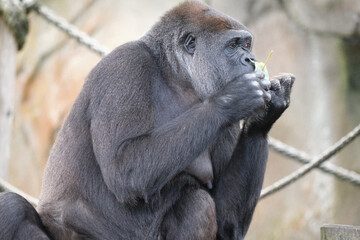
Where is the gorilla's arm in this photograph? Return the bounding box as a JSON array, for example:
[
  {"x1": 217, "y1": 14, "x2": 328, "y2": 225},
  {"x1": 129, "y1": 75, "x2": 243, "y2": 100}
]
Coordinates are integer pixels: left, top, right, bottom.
[
  {"x1": 213, "y1": 126, "x2": 268, "y2": 239},
  {"x1": 91, "y1": 99, "x2": 222, "y2": 204},
  {"x1": 212, "y1": 75, "x2": 295, "y2": 240},
  {"x1": 89, "y1": 43, "x2": 267, "y2": 205}
]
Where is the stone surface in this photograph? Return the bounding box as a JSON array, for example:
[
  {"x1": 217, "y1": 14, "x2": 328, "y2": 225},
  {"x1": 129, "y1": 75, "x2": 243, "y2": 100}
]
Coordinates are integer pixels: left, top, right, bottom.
[
  {"x1": 321, "y1": 224, "x2": 360, "y2": 240},
  {"x1": 285, "y1": 0, "x2": 360, "y2": 36}
]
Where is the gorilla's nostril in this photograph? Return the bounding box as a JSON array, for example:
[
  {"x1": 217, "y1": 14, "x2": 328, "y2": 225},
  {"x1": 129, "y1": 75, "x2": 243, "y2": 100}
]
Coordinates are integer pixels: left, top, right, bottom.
[
  {"x1": 245, "y1": 58, "x2": 255, "y2": 69},
  {"x1": 240, "y1": 55, "x2": 253, "y2": 66},
  {"x1": 246, "y1": 57, "x2": 255, "y2": 63}
]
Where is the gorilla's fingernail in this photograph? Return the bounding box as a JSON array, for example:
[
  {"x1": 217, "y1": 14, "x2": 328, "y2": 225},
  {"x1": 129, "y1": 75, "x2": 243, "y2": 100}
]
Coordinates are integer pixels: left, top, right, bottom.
[
  {"x1": 251, "y1": 81, "x2": 260, "y2": 87},
  {"x1": 207, "y1": 181, "x2": 213, "y2": 190},
  {"x1": 262, "y1": 80, "x2": 271, "y2": 90},
  {"x1": 266, "y1": 92, "x2": 271, "y2": 101},
  {"x1": 271, "y1": 80, "x2": 281, "y2": 90},
  {"x1": 256, "y1": 90, "x2": 263, "y2": 96},
  {"x1": 256, "y1": 71, "x2": 265, "y2": 78}
]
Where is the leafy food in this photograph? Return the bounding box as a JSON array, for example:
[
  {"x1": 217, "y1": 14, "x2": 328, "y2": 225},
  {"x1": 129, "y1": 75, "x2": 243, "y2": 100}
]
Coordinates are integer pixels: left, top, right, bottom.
[{"x1": 250, "y1": 50, "x2": 273, "y2": 81}]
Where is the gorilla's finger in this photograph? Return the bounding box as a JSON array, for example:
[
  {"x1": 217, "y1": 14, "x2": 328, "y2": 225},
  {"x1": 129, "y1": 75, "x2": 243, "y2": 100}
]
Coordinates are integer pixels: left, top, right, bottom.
[
  {"x1": 273, "y1": 73, "x2": 295, "y2": 81},
  {"x1": 255, "y1": 71, "x2": 265, "y2": 79},
  {"x1": 260, "y1": 79, "x2": 271, "y2": 91},
  {"x1": 263, "y1": 90, "x2": 271, "y2": 102},
  {"x1": 270, "y1": 79, "x2": 281, "y2": 91},
  {"x1": 242, "y1": 72, "x2": 258, "y2": 81},
  {"x1": 282, "y1": 76, "x2": 294, "y2": 99},
  {"x1": 289, "y1": 74, "x2": 296, "y2": 88},
  {"x1": 271, "y1": 73, "x2": 286, "y2": 82}
]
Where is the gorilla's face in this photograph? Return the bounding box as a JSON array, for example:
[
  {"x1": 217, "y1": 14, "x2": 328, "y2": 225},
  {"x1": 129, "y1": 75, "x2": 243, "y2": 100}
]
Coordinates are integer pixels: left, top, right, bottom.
[{"x1": 182, "y1": 27, "x2": 255, "y2": 99}]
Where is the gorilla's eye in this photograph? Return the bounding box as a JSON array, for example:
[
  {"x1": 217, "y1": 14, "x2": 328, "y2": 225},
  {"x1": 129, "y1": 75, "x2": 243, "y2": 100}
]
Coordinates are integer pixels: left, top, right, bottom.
[
  {"x1": 243, "y1": 43, "x2": 251, "y2": 49},
  {"x1": 230, "y1": 42, "x2": 238, "y2": 49},
  {"x1": 184, "y1": 34, "x2": 196, "y2": 54}
]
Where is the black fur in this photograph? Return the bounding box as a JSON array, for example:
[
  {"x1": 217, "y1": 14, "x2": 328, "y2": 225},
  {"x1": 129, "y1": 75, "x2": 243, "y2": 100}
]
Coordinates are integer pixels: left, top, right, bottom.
[
  {"x1": 0, "y1": 192, "x2": 51, "y2": 239},
  {"x1": 0, "y1": 1, "x2": 294, "y2": 239}
]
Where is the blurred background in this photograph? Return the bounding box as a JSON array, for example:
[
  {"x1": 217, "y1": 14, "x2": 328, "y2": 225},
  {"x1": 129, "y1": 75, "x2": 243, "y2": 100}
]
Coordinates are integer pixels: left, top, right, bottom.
[{"x1": 1, "y1": 0, "x2": 360, "y2": 239}]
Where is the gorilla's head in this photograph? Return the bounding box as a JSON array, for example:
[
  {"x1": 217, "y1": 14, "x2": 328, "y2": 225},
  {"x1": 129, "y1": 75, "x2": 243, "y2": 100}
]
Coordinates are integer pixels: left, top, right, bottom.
[{"x1": 144, "y1": 1, "x2": 255, "y2": 99}]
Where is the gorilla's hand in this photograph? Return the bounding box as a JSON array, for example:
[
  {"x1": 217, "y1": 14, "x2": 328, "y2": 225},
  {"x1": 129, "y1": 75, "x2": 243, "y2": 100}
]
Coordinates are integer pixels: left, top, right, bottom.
[
  {"x1": 211, "y1": 71, "x2": 271, "y2": 124},
  {"x1": 245, "y1": 73, "x2": 295, "y2": 135}
]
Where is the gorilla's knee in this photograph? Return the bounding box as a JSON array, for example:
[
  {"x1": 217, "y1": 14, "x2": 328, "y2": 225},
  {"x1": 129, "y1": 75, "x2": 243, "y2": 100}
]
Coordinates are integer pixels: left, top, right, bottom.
[
  {"x1": 185, "y1": 189, "x2": 217, "y2": 239},
  {"x1": 162, "y1": 188, "x2": 217, "y2": 240}
]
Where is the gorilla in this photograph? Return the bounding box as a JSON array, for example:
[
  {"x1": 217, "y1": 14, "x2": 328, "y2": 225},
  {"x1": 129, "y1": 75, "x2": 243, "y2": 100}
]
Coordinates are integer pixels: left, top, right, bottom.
[{"x1": 0, "y1": 1, "x2": 295, "y2": 239}]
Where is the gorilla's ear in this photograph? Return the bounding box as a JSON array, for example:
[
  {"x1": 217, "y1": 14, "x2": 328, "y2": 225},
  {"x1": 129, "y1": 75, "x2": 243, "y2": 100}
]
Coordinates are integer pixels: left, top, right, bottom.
[{"x1": 184, "y1": 34, "x2": 196, "y2": 54}]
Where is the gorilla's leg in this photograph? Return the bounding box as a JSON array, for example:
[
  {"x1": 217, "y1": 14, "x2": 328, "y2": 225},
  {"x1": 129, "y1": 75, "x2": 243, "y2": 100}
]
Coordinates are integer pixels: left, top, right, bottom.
[
  {"x1": 40, "y1": 199, "x2": 115, "y2": 240},
  {"x1": 0, "y1": 192, "x2": 51, "y2": 240},
  {"x1": 161, "y1": 188, "x2": 217, "y2": 240}
]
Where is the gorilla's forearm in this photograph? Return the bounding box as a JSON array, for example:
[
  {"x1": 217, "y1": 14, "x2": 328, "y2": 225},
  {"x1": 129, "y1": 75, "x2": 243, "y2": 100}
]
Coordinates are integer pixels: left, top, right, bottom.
[
  {"x1": 91, "y1": 101, "x2": 225, "y2": 204},
  {"x1": 213, "y1": 128, "x2": 268, "y2": 239}
]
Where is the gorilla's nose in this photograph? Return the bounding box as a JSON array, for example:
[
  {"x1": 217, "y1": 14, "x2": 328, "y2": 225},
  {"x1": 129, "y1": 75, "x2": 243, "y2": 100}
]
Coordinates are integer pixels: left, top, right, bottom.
[{"x1": 241, "y1": 55, "x2": 255, "y2": 66}]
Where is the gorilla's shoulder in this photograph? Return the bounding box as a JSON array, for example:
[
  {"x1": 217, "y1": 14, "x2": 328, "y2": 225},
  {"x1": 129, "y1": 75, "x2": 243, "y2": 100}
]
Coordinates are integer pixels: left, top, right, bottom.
[
  {"x1": 96, "y1": 41, "x2": 157, "y2": 75},
  {"x1": 77, "y1": 40, "x2": 158, "y2": 110}
]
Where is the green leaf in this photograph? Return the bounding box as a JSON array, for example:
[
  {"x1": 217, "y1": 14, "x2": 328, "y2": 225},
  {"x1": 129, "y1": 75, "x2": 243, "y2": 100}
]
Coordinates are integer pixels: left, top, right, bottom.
[
  {"x1": 254, "y1": 62, "x2": 269, "y2": 80},
  {"x1": 250, "y1": 50, "x2": 273, "y2": 81}
]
